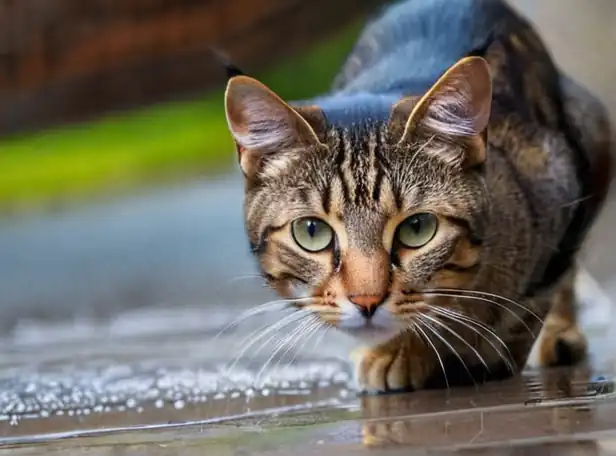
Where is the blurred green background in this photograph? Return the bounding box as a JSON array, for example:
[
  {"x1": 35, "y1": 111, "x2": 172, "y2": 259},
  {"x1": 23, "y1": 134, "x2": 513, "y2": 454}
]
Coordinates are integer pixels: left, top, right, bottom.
[{"x1": 0, "y1": 1, "x2": 377, "y2": 213}]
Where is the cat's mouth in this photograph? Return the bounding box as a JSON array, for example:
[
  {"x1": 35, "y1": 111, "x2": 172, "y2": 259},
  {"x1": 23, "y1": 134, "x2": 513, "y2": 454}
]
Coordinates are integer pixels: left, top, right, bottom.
[
  {"x1": 338, "y1": 321, "x2": 403, "y2": 346},
  {"x1": 348, "y1": 320, "x2": 391, "y2": 331}
]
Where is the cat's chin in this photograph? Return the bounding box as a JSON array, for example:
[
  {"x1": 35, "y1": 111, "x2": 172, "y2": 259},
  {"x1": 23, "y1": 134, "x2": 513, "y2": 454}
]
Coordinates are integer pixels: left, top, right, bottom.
[{"x1": 337, "y1": 325, "x2": 401, "y2": 348}]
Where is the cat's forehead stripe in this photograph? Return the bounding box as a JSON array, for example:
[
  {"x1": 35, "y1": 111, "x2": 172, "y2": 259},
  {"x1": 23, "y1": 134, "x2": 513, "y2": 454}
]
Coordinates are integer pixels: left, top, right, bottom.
[{"x1": 327, "y1": 124, "x2": 390, "y2": 212}]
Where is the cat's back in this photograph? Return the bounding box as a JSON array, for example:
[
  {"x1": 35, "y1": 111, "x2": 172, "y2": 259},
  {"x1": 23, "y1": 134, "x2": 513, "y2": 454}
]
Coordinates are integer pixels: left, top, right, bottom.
[{"x1": 333, "y1": 0, "x2": 524, "y2": 95}]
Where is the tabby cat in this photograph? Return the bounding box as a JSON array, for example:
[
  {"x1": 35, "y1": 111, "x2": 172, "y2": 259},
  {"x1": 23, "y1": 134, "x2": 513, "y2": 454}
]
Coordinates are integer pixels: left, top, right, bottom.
[{"x1": 222, "y1": 0, "x2": 612, "y2": 393}]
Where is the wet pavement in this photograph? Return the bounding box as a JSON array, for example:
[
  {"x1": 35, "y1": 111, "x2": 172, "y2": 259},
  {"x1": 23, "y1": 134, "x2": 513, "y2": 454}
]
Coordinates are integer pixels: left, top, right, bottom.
[
  {"x1": 1, "y1": 0, "x2": 616, "y2": 453},
  {"x1": 2, "y1": 367, "x2": 616, "y2": 454}
]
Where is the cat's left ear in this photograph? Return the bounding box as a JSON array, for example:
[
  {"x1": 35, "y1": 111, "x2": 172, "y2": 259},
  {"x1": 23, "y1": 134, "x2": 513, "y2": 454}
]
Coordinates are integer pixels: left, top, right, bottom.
[
  {"x1": 393, "y1": 56, "x2": 492, "y2": 168},
  {"x1": 224, "y1": 75, "x2": 324, "y2": 180}
]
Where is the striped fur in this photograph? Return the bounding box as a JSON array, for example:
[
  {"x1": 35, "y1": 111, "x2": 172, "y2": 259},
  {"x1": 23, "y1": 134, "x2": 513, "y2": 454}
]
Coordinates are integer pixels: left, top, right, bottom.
[{"x1": 223, "y1": 0, "x2": 612, "y2": 393}]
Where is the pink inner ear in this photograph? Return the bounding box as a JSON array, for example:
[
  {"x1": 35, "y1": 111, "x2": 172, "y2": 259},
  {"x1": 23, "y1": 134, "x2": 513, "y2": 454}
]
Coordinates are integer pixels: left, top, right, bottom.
[
  {"x1": 225, "y1": 76, "x2": 324, "y2": 179},
  {"x1": 408, "y1": 57, "x2": 493, "y2": 139},
  {"x1": 225, "y1": 76, "x2": 322, "y2": 154}
]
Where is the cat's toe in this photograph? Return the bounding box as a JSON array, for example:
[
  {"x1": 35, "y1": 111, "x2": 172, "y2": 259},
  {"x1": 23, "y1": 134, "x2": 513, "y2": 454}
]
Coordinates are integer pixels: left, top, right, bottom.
[
  {"x1": 353, "y1": 347, "x2": 412, "y2": 394},
  {"x1": 539, "y1": 325, "x2": 588, "y2": 367}
]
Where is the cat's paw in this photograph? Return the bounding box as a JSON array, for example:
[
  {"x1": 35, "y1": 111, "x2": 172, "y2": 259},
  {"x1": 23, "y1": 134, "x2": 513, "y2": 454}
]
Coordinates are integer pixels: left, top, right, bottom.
[
  {"x1": 538, "y1": 323, "x2": 588, "y2": 367},
  {"x1": 351, "y1": 346, "x2": 413, "y2": 394}
]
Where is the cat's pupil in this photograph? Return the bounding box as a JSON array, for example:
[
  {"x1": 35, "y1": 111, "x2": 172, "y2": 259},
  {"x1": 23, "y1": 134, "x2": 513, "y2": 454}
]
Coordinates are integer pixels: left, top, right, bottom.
[
  {"x1": 307, "y1": 221, "x2": 317, "y2": 237},
  {"x1": 409, "y1": 217, "x2": 422, "y2": 233}
]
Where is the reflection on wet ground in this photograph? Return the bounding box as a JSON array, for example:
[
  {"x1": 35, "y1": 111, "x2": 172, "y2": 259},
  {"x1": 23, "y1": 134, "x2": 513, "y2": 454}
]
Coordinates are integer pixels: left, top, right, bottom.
[
  {"x1": 2, "y1": 366, "x2": 616, "y2": 454},
  {"x1": 1, "y1": 0, "x2": 616, "y2": 453}
]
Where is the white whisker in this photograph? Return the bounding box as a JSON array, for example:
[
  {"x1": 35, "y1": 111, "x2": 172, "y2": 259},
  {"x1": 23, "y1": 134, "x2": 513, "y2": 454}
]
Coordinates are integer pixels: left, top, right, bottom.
[
  {"x1": 423, "y1": 290, "x2": 537, "y2": 336},
  {"x1": 428, "y1": 305, "x2": 516, "y2": 373},
  {"x1": 212, "y1": 297, "x2": 313, "y2": 341},
  {"x1": 419, "y1": 313, "x2": 490, "y2": 371},
  {"x1": 412, "y1": 320, "x2": 449, "y2": 389},
  {"x1": 416, "y1": 314, "x2": 477, "y2": 387},
  {"x1": 225, "y1": 310, "x2": 309, "y2": 374},
  {"x1": 276, "y1": 318, "x2": 323, "y2": 372},
  {"x1": 424, "y1": 288, "x2": 543, "y2": 324},
  {"x1": 256, "y1": 316, "x2": 319, "y2": 382}
]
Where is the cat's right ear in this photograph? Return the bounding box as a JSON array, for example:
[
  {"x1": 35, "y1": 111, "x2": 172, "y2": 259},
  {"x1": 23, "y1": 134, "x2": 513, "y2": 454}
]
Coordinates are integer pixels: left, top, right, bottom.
[
  {"x1": 224, "y1": 76, "x2": 323, "y2": 180},
  {"x1": 391, "y1": 56, "x2": 492, "y2": 169}
]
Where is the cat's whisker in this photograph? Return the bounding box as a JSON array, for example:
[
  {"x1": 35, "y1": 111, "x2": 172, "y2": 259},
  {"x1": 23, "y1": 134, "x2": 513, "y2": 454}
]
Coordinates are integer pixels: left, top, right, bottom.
[
  {"x1": 255, "y1": 316, "x2": 318, "y2": 382},
  {"x1": 309, "y1": 324, "x2": 330, "y2": 351},
  {"x1": 424, "y1": 288, "x2": 543, "y2": 323},
  {"x1": 225, "y1": 310, "x2": 310, "y2": 375},
  {"x1": 226, "y1": 273, "x2": 264, "y2": 284},
  {"x1": 236, "y1": 310, "x2": 293, "y2": 349},
  {"x1": 412, "y1": 319, "x2": 449, "y2": 389},
  {"x1": 422, "y1": 289, "x2": 539, "y2": 334},
  {"x1": 212, "y1": 297, "x2": 313, "y2": 341},
  {"x1": 225, "y1": 316, "x2": 294, "y2": 376},
  {"x1": 561, "y1": 194, "x2": 594, "y2": 208},
  {"x1": 415, "y1": 314, "x2": 478, "y2": 388},
  {"x1": 274, "y1": 318, "x2": 324, "y2": 373},
  {"x1": 419, "y1": 312, "x2": 490, "y2": 372},
  {"x1": 211, "y1": 273, "x2": 266, "y2": 298},
  {"x1": 429, "y1": 305, "x2": 515, "y2": 352},
  {"x1": 428, "y1": 305, "x2": 516, "y2": 373},
  {"x1": 245, "y1": 310, "x2": 312, "y2": 360}
]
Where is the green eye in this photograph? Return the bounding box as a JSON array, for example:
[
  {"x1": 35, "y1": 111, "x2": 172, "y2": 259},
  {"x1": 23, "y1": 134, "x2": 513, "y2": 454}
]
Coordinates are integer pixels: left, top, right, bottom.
[
  {"x1": 396, "y1": 213, "x2": 438, "y2": 248},
  {"x1": 291, "y1": 218, "x2": 334, "y2": 252}
]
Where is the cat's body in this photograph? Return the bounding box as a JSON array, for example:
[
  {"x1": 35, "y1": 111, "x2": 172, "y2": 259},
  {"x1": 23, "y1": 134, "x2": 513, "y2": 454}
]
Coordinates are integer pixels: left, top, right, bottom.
[{"x1": 223, "y1": 0, "x2": 612, "y2": 392}]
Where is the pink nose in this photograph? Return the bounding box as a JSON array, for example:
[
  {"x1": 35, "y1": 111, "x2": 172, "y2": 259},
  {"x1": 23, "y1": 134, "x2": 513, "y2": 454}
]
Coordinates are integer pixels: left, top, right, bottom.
[{"x1": 348, "y1": 294, "x2": 387, "y2": 318}]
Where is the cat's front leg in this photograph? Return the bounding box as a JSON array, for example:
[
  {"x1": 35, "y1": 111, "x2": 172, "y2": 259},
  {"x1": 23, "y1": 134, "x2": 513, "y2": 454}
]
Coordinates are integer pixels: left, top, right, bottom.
[{"x1": 351, "y1": 335, "x2": 436, "y2": 394}]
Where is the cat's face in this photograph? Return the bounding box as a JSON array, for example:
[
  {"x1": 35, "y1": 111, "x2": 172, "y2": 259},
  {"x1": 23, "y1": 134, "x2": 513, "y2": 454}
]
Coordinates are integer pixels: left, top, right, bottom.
[{"x1": 224, "y1": 57, "x2": 493, "y2": 346}]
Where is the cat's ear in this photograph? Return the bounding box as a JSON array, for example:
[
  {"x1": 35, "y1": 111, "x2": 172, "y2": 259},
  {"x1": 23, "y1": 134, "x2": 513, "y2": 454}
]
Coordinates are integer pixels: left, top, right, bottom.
[
  {"x1": 225, "y1": 75, "x2": 323, "y2": 179},
  {"x1": 394, "y1": 56, "x2": 492, "y2": 168}
]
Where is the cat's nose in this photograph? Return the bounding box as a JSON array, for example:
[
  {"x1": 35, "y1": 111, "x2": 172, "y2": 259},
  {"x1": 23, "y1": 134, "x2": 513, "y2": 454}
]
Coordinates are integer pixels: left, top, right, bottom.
[{"x1": 348, "y1": 294, "x2": 387, "y2": 319}]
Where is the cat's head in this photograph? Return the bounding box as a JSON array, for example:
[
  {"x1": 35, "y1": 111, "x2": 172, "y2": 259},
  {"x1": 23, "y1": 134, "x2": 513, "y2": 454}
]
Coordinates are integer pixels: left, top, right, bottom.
[{"x1": 224, "y1": 57, "x2": 493, "y2": 344}]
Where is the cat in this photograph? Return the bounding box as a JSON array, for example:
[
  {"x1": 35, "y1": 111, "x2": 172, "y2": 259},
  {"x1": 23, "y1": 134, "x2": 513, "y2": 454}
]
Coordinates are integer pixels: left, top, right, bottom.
[{"x1": 222, "y1": 0, "x2": 613, "y2": 393}]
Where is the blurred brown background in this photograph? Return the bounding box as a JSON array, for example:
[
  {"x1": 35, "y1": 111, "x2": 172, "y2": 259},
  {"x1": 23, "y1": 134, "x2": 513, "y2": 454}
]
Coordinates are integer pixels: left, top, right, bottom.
[{"x1": 0, "y1": 0, "x2": 384, "y2": 135}]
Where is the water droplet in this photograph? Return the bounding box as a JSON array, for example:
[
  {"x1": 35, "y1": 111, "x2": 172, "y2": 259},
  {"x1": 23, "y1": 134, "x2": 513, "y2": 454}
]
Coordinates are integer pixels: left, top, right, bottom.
[
  {"x1": 25, "y1": 383, "x2": 36, "y2": 394},
  {"x1": 155, "y1": 399, "x2": 165, "y2": 409},
  {"x1": 126, "y1": 398, "x2": 137, "y2": 409},
  {"x1": 174, "y1": 400, "x2": 185, "y2": 410}
]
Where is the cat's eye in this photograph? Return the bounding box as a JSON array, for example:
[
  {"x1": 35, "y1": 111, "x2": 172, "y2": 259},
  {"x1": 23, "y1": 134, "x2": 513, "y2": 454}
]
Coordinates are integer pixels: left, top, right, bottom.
[
  {"x1": 291, "y1": 217, "x2": 334, "y2": 253},
  {"x1": 396, "y1": 213, "x2": 438, "y2": 248}
]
